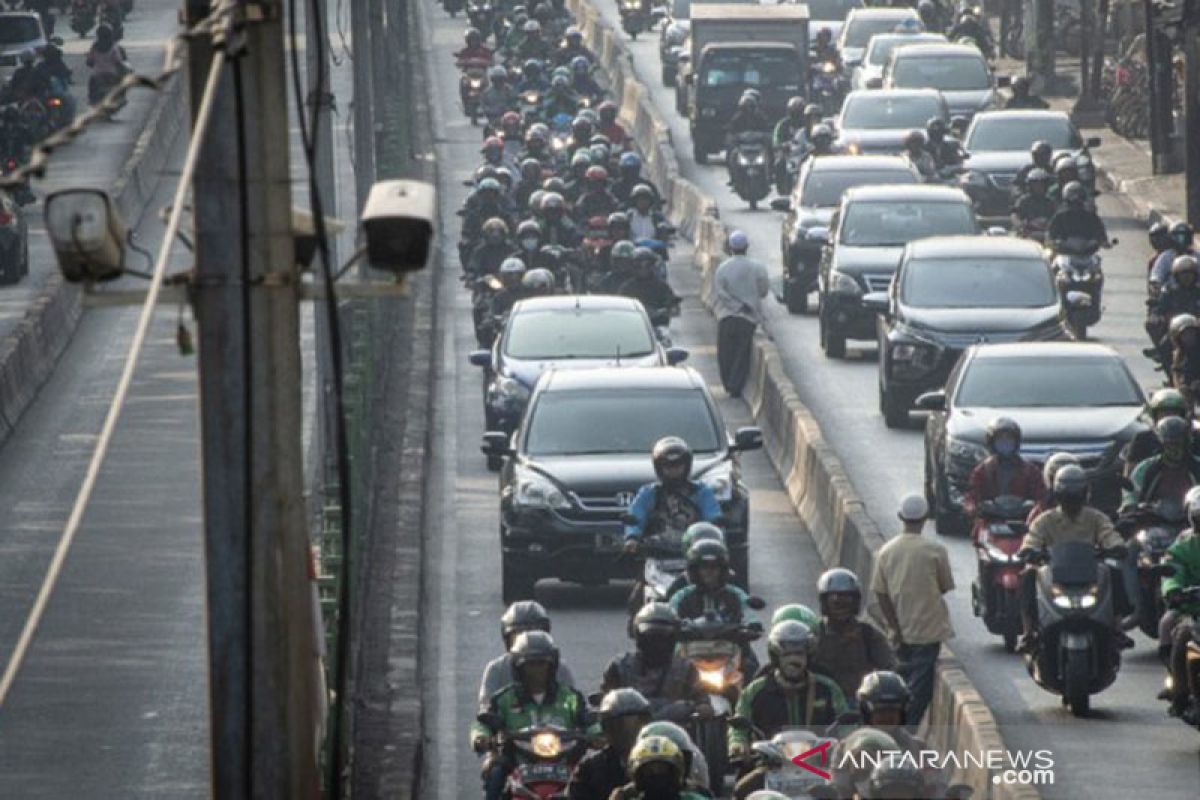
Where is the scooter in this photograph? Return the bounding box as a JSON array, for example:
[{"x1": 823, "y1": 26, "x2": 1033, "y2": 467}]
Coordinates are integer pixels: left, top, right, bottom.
[
  {"x1": 727, "y1": 132, "x2": 771, "y2": 210},
  {"x1": 1165, "y1": 585, "x2": 1200, "y2": 729},
  {"x1": 467, "y1": 1, "x2": 498, "y2": 43},
  {"x1": 810, "y1": 60, "x2": 846, "y2": 117},
  {"x1": 457, "y1": 58, "x2": 491, "y2": 124},
  {"x1": 737, "y1": 727, "x2": 840, "y2": 798},
  {"x1": 1049, "y1": 235, "x2": 1115, "y2": 339},
  {"x1": 443, "y1": 0, "x2": 465, "y2": 18},
  {"x1": 971, "y1": 495, "x2": 1034, "y2": 652},
  {"x1": 1021, "y1": 541, "x2": 1125, "y2": 716},
  {"x1": 1117, "y1": 499, "x2": 1186, "y2": 639},
  {"x1": 618, "y1": 0, "x2": 649, "y2": 39}
]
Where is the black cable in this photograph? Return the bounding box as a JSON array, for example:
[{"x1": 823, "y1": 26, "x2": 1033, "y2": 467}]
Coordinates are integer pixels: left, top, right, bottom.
[
  {"x1": 231, "y1": 53, "x2": 255, "y2": 799},
  {"x1": 286, "y1": 0, "x2": 354, "y2": 795}
]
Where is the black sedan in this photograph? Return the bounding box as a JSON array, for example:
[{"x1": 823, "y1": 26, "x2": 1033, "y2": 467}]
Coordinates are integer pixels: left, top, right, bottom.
[
  {"x1": 483, "y1": 366, "x2": 762, "y2": 603},
  {"x1": 777, "y1": 155, "x2": 919, "y2": 314},
  {"x1": 961, "y1": 110, "x2": 1101, "y2": 226},
  {"x1": 919, "y1": 342, "x2": 1147, "y2": 535},
  {"x1": 867, "y1": 236, "x2": 1070, "y2": 428}
]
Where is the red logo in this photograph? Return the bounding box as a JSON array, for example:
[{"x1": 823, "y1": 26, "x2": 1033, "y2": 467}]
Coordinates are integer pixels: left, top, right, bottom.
[{"x1": 790, "y1": 740, "x2": 834, "y2": 780}]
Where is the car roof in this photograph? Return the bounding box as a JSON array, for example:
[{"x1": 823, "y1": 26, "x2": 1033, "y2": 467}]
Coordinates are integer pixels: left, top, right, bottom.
[
  {"x1": 510, "y1": 294, "x2": 646, "y2": 314},
  {"x1": 843, "y1": 88, "x2": 943, "y2": 103},
  {"x1": 847, "y1": 7, "x2": 918, "y2": 19},
  {"x1": 970, "y1": 109, "x2": 1072, "y2": 125},
  {"x1": 843, "y1": 184, "x2": 969, "y2": 203},
  {"x1": 889, "y1": 43, "x2": 985, "y2": 59},
  {"x1": 540, "y1": 366, "x2": 707, "y2": 392},
  {"x1": 965, "y1": 342, "x2": 1122, "y2": 361},
  {"x1": 808, "y1": 154, "x2": 915, "y2": 173},
  {"x1": 905, "y1": 235, "x2": 1043, "y2": 258}
]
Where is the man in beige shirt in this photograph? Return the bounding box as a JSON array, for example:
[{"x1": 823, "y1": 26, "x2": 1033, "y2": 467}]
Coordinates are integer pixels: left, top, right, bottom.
[{"x1": 872, "y1": 494, "x2": 955, "y2": 729}]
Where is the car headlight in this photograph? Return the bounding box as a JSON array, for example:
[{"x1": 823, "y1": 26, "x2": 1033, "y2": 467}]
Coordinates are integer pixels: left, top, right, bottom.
[
  {"x1": 495, "y1": 375, "x2": 532, "y2": 403},
  {"x1": 514, "y1": 467, "x2": 571, "y2": 509},
  {"x1": 829, "y1": 270, "x2": 862, "y2": 296},
  {"x1": 891, "y1": 343, "x2": 917, "y2": 361},
  {"x1": 702, "y1": 466, "x2": 735, "y2": 502},
  {"x1": 947, "y1": 437, "x2": 988, "y2": 466}
]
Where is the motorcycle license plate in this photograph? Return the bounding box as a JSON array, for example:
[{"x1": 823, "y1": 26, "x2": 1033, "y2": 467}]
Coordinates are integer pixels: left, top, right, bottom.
[
  {"x1": 519, "y1": 762, "x2": 571, "y2": 782},
  {"x1": 596, "y1": 533, "x2": 621, "y2": 552}
]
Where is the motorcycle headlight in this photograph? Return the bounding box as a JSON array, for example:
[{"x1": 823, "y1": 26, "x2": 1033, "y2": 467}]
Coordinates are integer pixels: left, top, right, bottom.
[
  {"x1": 984, "y1": 543, "x2": 1013, "y2": 563},
  {"x1": 749, "y1": 152, "x2": 766, "y2": 165},
  {"x1": 699, "y1": 669, "x2": 725, "y2": 690},
  {"x1": 514, "y1": 466, "x2": 571, "y2": 510},
  {"x1": 531, "y1": 731, "x2": 562, "y2": 757},
  {"x1": 469, "y1": 78, "x2": 484, "y2": 89},
  {"x1": 702, "y1": 465, "x2": 735, "y2": 502},
  {"x1": 947, "y1": 437, "x2": 988, "y2": 467},
  {"x1": 524, "y1": 91, "x2": 539, "y2": 104},
  {"x1": 830, "y1": 270, "x2": 862, "y2": 296}
]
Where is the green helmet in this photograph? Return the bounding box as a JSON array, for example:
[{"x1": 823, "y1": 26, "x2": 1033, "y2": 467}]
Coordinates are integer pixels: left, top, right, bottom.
[
  {"x1": 771, "y1": 603, "x2": 819, "y2": 629},
  {"x1": 637, "y1": 720, "x2": 695, "y2": 753},
  {"x1": 1148, "y1": 388, "x2": 1190, "y2": 421},
  {"x1": 680, "y1": 521, "x2": 725, "y2": 553}
]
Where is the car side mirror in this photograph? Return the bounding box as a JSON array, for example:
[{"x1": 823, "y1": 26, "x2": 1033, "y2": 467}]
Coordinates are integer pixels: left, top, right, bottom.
[
  {"x1": 1086, "y1": 136, "x2": 1102, "y2": 148},
  {"x1": 996, "y1": 75, "x2": 1012, "y2": 88},
  {"x1": 770, "y1": 197, "x2": 792, "y2": 212},
  {"x1": 733, "y1": 426, "x2": 763, "y2": 452},
  {"x1": 481, "y1": 432, "x2": 513, "y2": 457},
  {"x1": 469, "y1": 349, "x2": 492, "y2": 368},
  {"x1": 50, "y1": 36, "x2": 64, "y2": 47},
  {"x1": 666, "y1": 347, "x2": 690, "y2": 365},
  {"x1": 861, "y1": 291, "x2": 889, "y2": 313},
  {"x1": 914, "y1": 390, "x2": 946, "y2": 411},
  {"x1": 865, "y1": 76, "x2": 883, "y2": 89}
]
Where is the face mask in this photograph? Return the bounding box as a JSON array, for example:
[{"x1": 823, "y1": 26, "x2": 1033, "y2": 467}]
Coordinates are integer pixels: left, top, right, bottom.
[
  {"x1": 995, "y1": 438, "x2": 1018, "y2": 457},
  {"x1": 638, "y1": 636, "x2": 675, "y2": 664},
  {"x1": 522, "y1": 238, "x2": 539, "y2": 251},
  {"x1": 1061, "y1": 496, "x2": 1084, "y2": 515}
]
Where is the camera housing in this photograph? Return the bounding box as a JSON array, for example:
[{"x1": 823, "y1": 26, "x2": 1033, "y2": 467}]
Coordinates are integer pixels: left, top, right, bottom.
[
  {"x1": 360, "y1": 180, "x2": 436, "y2": 274},
  {"x1": 44, "y1": 189, "x2": 127, "y2": 283}
]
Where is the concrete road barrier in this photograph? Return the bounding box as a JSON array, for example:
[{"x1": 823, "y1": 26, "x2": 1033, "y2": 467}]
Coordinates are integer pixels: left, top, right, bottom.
[{"x1": 568, "y1": 1, "x2": 1040, "y2": 796}]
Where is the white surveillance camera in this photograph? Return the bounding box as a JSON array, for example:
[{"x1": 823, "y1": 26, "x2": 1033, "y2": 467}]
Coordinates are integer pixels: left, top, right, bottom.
[
  {"x1": 360, "y1": 180, "x2": 436, "y2": 274},
  {"x1": 44, "y1": 189, "x2": 127, "y2": 283}
]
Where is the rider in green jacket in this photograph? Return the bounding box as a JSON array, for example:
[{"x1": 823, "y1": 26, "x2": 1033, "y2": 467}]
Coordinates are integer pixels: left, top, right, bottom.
[{"x1": 1162, "y1": 488, "x2": 1200, "y2": 719}]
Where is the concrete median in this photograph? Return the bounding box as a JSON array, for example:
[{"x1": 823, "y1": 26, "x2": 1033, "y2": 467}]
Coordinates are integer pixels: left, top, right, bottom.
[
  {"x1": 0, "y1": 76, "x2": 188, "y2": 450},
  {"x1": 568, "y1": 1, "x2": 1039, "y2": 796}
]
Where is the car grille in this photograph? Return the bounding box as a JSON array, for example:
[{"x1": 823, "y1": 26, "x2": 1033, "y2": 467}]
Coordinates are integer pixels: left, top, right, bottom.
[
  {"x1": 930, "y1": 330, "x2": 1031, "y2": 349},
  {"x1": 990, "y1": 173, "x2": 1016, "y2": 189},
  {"x1": 1018, "y1": 442, "x2": 1117, "y2": 471},
  {"x1": 554, "y1": 492, "x2": 631, "y2": 525},
  {"x1": 861, "y1": 273, "x2": 893, "y2": 293}
]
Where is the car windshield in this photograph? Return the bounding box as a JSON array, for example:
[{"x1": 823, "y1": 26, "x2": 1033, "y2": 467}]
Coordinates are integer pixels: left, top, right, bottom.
[
  {"x1": 890, "y1": 55, "x2": 990, "y2": 91},
  {"x1": 965, "y1": 116, "x2": 1083, "y2": 151},
  {"x1": 866, "y1": 34, "x2": 943, "y2": 66},
  {"x1": 955, "y1": 356, "x2": 1142, "y2": 407},
  {"x1": 701, "y1": 51, "x2": 802, "y2": 91},
  {"x1": 806, "y1": 0, "x2": 862, "y2": 20},
  {"x1": 0, "y1": 16, "x2": 41, "y2": 45},
  {"x1": 840, "y1": 94, "x2": 942, "y2": 129},
  {"x1": 801, "y1": 168, "x2": 917, "y2": 207},
  {"x1": 840, "y1": 201, "x2": 974, "y2": 246},
  {"x1": 525, "y1": 390, "x2": 723, "y2": 455},
  {"x1": 901, "y1": 257, "x2": 1056, "y2": 308},
  {"x1": 844, "y1": 14, "x2": 917, "y2": 48},
  {"x1": 504, "y1": 309, "x2": 655, "y2": 360}
]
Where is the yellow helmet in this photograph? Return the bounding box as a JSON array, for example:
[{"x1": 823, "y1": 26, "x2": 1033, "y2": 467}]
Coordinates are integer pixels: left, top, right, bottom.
[{"x1": 627, "y1": 735, "x2": 685, "y2": 787}]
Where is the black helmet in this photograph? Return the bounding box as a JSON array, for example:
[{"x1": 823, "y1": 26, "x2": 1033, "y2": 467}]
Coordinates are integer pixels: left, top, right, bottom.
[
  {"x1": 1031, "y1": 140, "x2": 1053, "y2": 165},
  {"x1": 633, "y1": 246, "x2": 658, "y2": 270},
  {"x1": 867, "y1": 762, "x2": 927, "y2": 798},
  {"x1": 465, "y1": 28, "x2": 483, "y2": 46},
  {"x1": 1062, "y1": 180, "x2": 1086, "y2": 206},
  {"x1": 1053, "y1": 154, "x2": 1078, "y2": 177},
  {"x1": 651, "y1": 436, "x2": 693, "y2": 484},
  {"x1": 810, "y1": 123, "x2": 833, "y2": 145},
  {"x1": 985, "y1": 416, "x2": 1021, "y2": 452},
  {"x1": 1052, "y1": 464, "x2": 1089, "y2": 503},
  {"x1": 542, "y1": 192, "x2": 566, "y2": 214},
  {"x1": 522, "y1": 267, "x2": 557, "y2": 294},
  {"x1": 1012, "y1": 75, "x2": 1031, "y2": 95},
  {"x1": 1172, "y1": 255, "x2": 1200, "y2": 283},
  {"x1": 482, "y1": 217, "x2": 509, "y2": 242},
  {"x1": 904, "y1": 129, "x2": 926, "y2": 149},
  {"x1": 685, "y1": 539, "x2": 729, "y2": 584},
  {"x1": 633, "y1": 601, "x2": 681, "y2": 638},
  {"x1": 926, "y1": 117, "x2": 947, "y2": 139},
  {"x1": 786, "y1": 96, "x2": 805, "y2": 116},
  {"x1": 857, "y1": 670, "x2": 911, "y2": 720},
  {"x1": 1150, "y1": 221, "x2": 1172, "y2": 251},
  {"x1": 599, "y1": 687, "x2": 652, "y2": 721},
  {"x1": 1170, "y1": 221, "x2": 1195, "y2": 251},
  {"x1": 542, "y1": 176, "x2": 567, "y2": 195},
  {"x1": 1156, "y1": 415, "x2": 1191, "y2": 464},
  {"x1": 611, "y1": 239, "x2": 637, "y2": 266},
  {"x1": 607, "y1": 211, "x2": 630, "y2": 232},
  {"x1": 501, "y1": 600, "x2": 551, "y2": 645},
  {"x1": 510, "y1": 630, "x2": 560, "y2": 674},
  {"x1": 804, "y1": 102, "x2": 822, "y2": 119},
  {"x1": 738, "y1": 94, "x2": 756, "y2": 111},
  {"x1": 1026, "y1": 167, "x2": 1051, "y2": 187},
  {"x1": 571, "y1": 116, "x2": 594, "y2": 139},
  {"x1": 817, "y1": 567, "x2": 862, "y2": 615},
  {"x1": 630, "y1": 183, "x2": 655, "y2": 203},
  {"x1": 520, "y1": 158, "x2": 543, "y2": 180}
]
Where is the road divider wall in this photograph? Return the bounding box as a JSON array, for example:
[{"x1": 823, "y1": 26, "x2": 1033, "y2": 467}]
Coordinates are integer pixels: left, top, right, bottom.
[
  {"x1": 568, "y1": 2, "x2": 1038, "y2": 796},
  {"x1": 0, "y1": 70, "x2": 186, "y2": 448}
]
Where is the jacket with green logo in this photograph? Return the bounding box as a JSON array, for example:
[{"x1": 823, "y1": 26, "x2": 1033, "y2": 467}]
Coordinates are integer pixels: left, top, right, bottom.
[
  {"x1": 729, "y1": 670, "x2": 848, "y2": 751},
  {"x1": 1163, "y1": 528, "x2": 1200, "y2": 616},
  {"x1": 471, "y1": 680, "x2": 592, "y2": 744}
]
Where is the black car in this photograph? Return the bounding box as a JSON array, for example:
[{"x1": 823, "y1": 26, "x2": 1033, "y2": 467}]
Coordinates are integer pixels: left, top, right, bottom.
[
  {"x1": 919, "y1": 342, "x2": 1147, "y2": 535},
  {"x1": 777, "y1": 155, "x2": 919, "y2": 314},
  {"x1": 868, "y1": 236, "x2": 1070, "y2": 427},
  {"x1": 961, "y1": 110, "x2": 1101, "y2": 226},
  {"x1": 469, "y1": 296, "x2": 687, "y2": 456},
  {"x1": 483, "y1": 366, "x2": 762, "y2": 603},
  {"x1": 818, "y1": 184, "x2": 977, "y2": 358}
]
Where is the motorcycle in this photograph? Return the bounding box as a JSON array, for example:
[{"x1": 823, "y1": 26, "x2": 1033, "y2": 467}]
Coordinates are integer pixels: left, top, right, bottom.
[
  {"x1": 1050, "y1": 236, "x2": 1113, "y2": 339},
  {"x1": 536, "y1": 244, "x2": 580, "y2": 292},
  {"x1": 467, "y1": 2, "x2": 497, "y2": 43},
  {"x1": 478, "y1": 716, "x2": 588, "y2": 799},
  {"x1": 579, "y1": 215, "x2": 611, "y2": 291},
  {"x1": 101, "y1": 1, "x2": 124, "y2": 41},
  {"x1": 43, "y1": 77, "x2": 75, "y2": 131},
  {"x1": 810, "y1": 60, "x2": 845, "y2": 117},
  {"x1": 1166, "y1": 585, "x2": 1200, "y2": 730},
  {"x1": 443, "y1": 0, "x2": 465, "y2": 18},
  {"x1": 637, "y1": 533, "x2": 689, "y2": 606},
  {"x1": 457, "y1": 57, "x2": 491, "y2": 124},
  {"x1": 727, "y1": 132, "x2": 771, "y2": 210},
  {"x1": 619, "y1": 0, "x2": 650, "y2": 40},
  {"x1": 774, "y1": 134, "x2": 806, "y2": 196},
  {"x1": 1014, "y1": 215, "x2": 1049, "y2": 245},
  {"x1": 1117, "y1": 499, "x2": 1186, "y2": 639},
  {"x1": 17, "y1": 98, "x2": 50, "y2": 143},
  {"x1": 69, "y1": 0, "x2": 95, "y2": 38},
  {"x1": 467, "y1": 272, "x2": 506, "y2": 347},
  {"x1": 518, "y1": 88, "x2": 542, "y2": 125},
  {"x1": 1021, "y1": 541, "x2": 1125, "y2": 716},
  {"x1": 971, "y1": 495, "x2": 1034, "y2": 652}
]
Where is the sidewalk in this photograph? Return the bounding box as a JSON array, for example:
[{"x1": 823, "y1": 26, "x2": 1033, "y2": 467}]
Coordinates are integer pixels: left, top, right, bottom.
[{"x1": 995, "y1": 56, "x2": 1185, "y2": 225}]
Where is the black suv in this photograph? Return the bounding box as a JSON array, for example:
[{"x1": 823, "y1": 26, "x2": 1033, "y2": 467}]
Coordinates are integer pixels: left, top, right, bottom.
[
  {"x1": 818, "y1": 184, "x2": 977, "y2": 358},
  {"x1": 867, "y1": 236, "x2": 1069, "y2": 428},
  {"x1": 483, "y1": 366, "x2": 762, "y2": 603}
]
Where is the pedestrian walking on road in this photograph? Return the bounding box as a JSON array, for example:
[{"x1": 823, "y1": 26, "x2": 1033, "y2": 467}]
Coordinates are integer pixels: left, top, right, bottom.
[
  {"x1": 712, "y1": 230, "x2": 768, "y2": 397},
  {"x1": 872, "y1": 493, "x2": 956, "y2": 729}
]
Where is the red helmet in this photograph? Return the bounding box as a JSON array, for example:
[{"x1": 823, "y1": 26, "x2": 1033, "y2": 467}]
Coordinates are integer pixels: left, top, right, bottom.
[
  {"x1": 598, "y1": 100, "x2": 618, "y2": 121},
  {"x1": 585, "y1": 165, "x2": 609, "y2": 183},
  {"x1": 501, "y1": 111, "x2": 521, "y2": 129},
  {"x1": 481, "y1": 136, "x2": 504, "y2": 152}
]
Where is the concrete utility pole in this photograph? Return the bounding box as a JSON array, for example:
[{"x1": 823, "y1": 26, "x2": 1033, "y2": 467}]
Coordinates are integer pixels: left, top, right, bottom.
[
  {"x1": 1185, "y1": 12, "x2": 1200, "y2": 224},
  {"x1": 350, "y1": 0, "x2": 375, "y2": 207},
  {"x1": 187, "y1": 1, "x2": 322, "y2": 796}
]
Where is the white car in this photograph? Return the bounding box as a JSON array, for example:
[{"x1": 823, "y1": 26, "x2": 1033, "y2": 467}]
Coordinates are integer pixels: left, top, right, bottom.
[
  {"x1": 837, "y1": 7, "x2": 921, "y2": 68},
  {"x1": 852, "y1": 31, "x2": 945, "y2": 91},
  {"x1": 0, "y1": 12, "x2": 60, "y2": 83}
]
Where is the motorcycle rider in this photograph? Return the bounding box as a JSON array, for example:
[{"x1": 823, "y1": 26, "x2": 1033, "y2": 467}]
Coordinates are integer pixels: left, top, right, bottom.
[
  {"x1": 611, "y1": 735, "x2": 709, "y2": 800},
  {"x1": 1170, "y1": 314, "x2": 1200, "y2": 407},
  {"x1": 1124, "y1": 416, "x2": 1200, "y2": 509},
  {"x1": 963, "y1": 417, "x2": 1045, "y2": 542},
  {"x1": 465, "y1": 218, "x2": 514, "y2": 278},
  {"x1": 516, "y1": 58, "x2": 549, "y2": 94},
  {"x1": 1017, "y1": 465, "x2": 1131, "y2": 653},
  {"x1": 725, "y1": 92, "x2": 771, "y2": 168},
  {"x1": 1027, "y1": 452, "x2": 1081, "y2": 524},
  {"x1": 481, "y1": 66, "x2": 518, "y2": 124},
  {"x1": 1048, "y1": 181, "x2": 1108, "y2": 244},
  {"x1": 564, "y1": 150, "x2": 593, "y2": 202},
  {"x1": 658, "y1": 522, "x2": 728, "y2": 602},
  {"x1": 478, "y1": 601, "x2": 578, "y2": 706},
  {"x1": 567, "y1": 689, "x2": 653, "y2": 800},
  {"x1": 830, "y1": 672, "x2": 926, "y2": 755},
  {"x1": 595, "y1": 239, "x2": 638, "y2": 293},
  {"x1": 627, "y1": 184, "x2": 667, "y2": 242},
  {"x1": 812, "y1": 26, "x2": 842, "y2": 70},
  {"x1": 916, "y1": 0, "x2": 944, "y2": 31},
  {"x1": 1148, "y1": 257, "x2": 1200, "y2": 368},
  {"x1": 613, "y1": 153, "x2": 660, "y2": 207},
  {"x1": 1013, "y1": 140, "x2": 1055, "y2": 194},
  {"x1": 1048, "y1": 155, "x2": 1093, "y2": 208},
  {"x1": 487, "y1": 257, "x2": 531, "y2": 326},
  {"x1": 903, "y1": 130, "x2": 938, "y2": 181},
  {"x1": 574, "y1": 165, "x2": 620, "y2": 221},
  {"x1": 571, "y1": 56, "x2": 602, "y2": 99},
  {"x1": 635, "y1": 722, "x2": 711, "y2": 793},
  {"x1": 481, "y1": 135, "x2": 517, "y2": 177},
  {"x1": 522, "y1": 266, "x2": 558, "y2": 296},
  {"x1": 771, "y1": 97, "x2": 807, "y2": 186},
  {"x1": 3, "y1": 49, "x2": 45, "y2": 105},
  {"x1": 555, "y1": 26, "x2": 594, "y2": 66},
  {"x1": 801, "y1": 123, "x2": 836, "y2": 162},
  {"x1": 512, "y1": 219, "x2": 546, "y2": 268},
  {"x1": 499, "y1": 110, "x2": 525, "y2": 160},
  {"x1": 602, "y1": 603, "x2": 710, "y2": 722},
  {"x1": 949, "y1": 10, "x2": 993, "y2": 58},
  {"x1": 1151, "y1": 223, "x2": 1198, "y2": 291},
  {"x1": 924, "y1": 117, "x2": 960, "y2": 170},
  {"x1": 472, "y1": 631, "x2": 591, "y2": 800},
  {"x1": 728, "y1": 621, "x2": 847, "y2": 774},
  {"x1": 541, "y1": 73, "x2": 581, "y2": 118},
  {"x1": 1124, "y1": 390, "x2": 1196, "y2": 477},
  {"x1": 456, "y1": 27, "x2": 496, "y2": 62},
  {"x1": 623, "y1": 437, "x2": 721, "y2": 550},
  {"x1": 618, "y1": 247, "x2": 680, "y2": 322},
  {"x1": 515, "y1": 19, "x2": 552, "y2": 63},
  {"x1": 810, "y1": 568, "x2": 897, "y2": 699},
  {"x1": 1005, "y1": 75, "x2": 1049, "y2": 109},
  {"x1": 1161, "y1": 486, "x2": 1200, "y2": 721},
  {"x1": 1011, "y1": 168, "x2": 1057, "y2": 238},
  {"x1": 539, "y1": 191, "x2": 582, "y2": 247},
  {"x1": 32, "y1": 44, "x2": 76, "y2": 122},
  {"x1": 1148, "y1": 221, "x2": 1173, "y2": 276},
  {"x1": 567, "y1": 116, "x2": 596, "y2": 158},
  {"x1": 597, "y1": 100, "x2": 630, "y2": 149},
  {"x1": 462, "y1": 177, "x2": 516, "y2": 248},
  {"x1": 514, "y1": 159, "x2": 546, "y2": 212},
  {"x1": 86, "y1": 24, "x2": 129, "y2": 106},
  {"x1": 671, "y1": 539, "x2": 763, "y2": 676}
]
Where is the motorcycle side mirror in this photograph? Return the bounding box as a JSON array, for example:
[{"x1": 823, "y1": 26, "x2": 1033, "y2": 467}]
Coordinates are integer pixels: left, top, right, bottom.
[
  {"x1": 469, "y1": 349, "x2": 492, "y2": 368},
  {"x1": 666, "y1": 347, "x2": 690, "y2": 365},
  {"x1": 747, "y1": 595, "x2": 767, "y2": 610},
  {"x1": 1086, "y1": 136, "x2": 1102, "y2": 148},
  {"x1": 587, "y1": 691, "x2": 604, "y2": 707},
  {"x1": 477, "y1": 711, "x2": 503, "y2": 728},
  {"x1": 769, "y1": 197, "x2": 791, "y2": 212},
  {"x1": 481, "y1": 432, "x2": 514, "y2": 457}
]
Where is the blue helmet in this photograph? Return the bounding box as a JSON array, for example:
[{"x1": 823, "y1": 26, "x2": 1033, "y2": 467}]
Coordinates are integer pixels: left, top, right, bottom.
[
  {"x1": 619, "y1": 152, "x2": 642, "y2": 172},
  {"x1": 571, "y1": 55, "x2": 591, "y2": 74}
]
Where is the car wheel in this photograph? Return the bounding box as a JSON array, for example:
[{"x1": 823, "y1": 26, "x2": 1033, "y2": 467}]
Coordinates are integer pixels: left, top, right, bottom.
[
  {"x1": 784, "y1": 278, "x2": 808, "y2": 314},
  {"x1": 821, "y1": 309, "x2": 846, "y2": 359},
  {"x1": 501, "y1": 550, "x2": 537, "y2": 604},
  {"x1": 934, "y1": 475, "x2": 969, "y2": 536},
  {"x1": 924, "y1": 450, "x2": 936, "y2": 509},
  {"x1": 880, "y1": 383, "x2": 909, "y2": 429},
  {"x1": 692, "y1": 140, "x2": 707, "y2": 165}
]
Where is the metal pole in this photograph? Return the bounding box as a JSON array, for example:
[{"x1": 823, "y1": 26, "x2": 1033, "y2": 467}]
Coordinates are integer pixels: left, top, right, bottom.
[
  {"x1": 350, "y1": 0, "x2": 375, "y2": 206},
  {"x1": 1031, "y1": 0, "x2": 1058, "y2": 93},
  {"x1": 1144, "y1": 0, "x2": 1167, "y2": 171},
  {"x1": 189, "y1": 1, "x2": 322, "y2": 796},
  {"x1": 1186, "y1": 23, "x2": 1200, "y2": 224}
]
